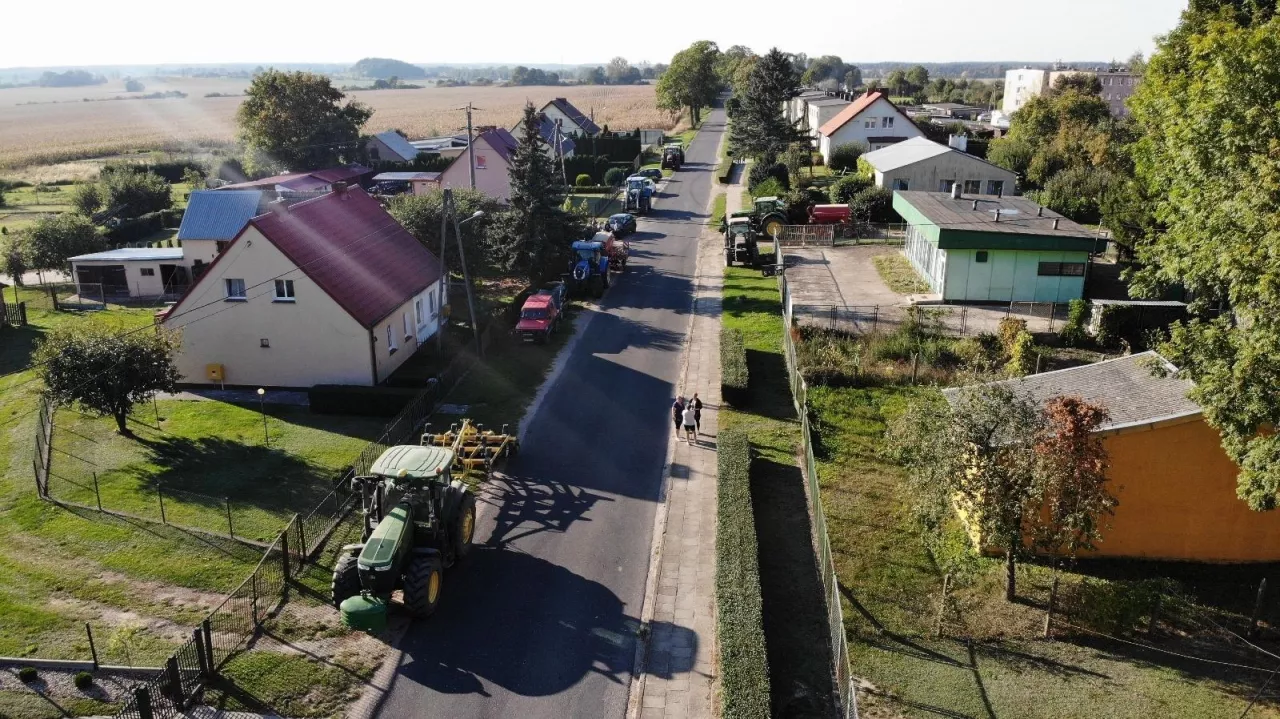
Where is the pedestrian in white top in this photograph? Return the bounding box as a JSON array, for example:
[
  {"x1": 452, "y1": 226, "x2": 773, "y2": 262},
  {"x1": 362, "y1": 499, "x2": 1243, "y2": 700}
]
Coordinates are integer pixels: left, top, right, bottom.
[{"x1": 682, "y1": 405, "x2": 697, "y2": 444}]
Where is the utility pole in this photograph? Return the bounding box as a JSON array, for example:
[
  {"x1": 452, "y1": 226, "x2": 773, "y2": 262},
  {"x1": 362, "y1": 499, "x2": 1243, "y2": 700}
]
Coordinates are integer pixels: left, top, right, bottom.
[
  {"x1": 436, "y1": 189, "x2": 450, "y2": 353},
  {"x1": 441, "y1": 189, "x2": 483, "y2": 358},
  {"x1": 457, "y1": 102, "x2": 484, "y2": 190},
  {"x1": 555, "y1": 121, "x2": 568, "y2": 187}
]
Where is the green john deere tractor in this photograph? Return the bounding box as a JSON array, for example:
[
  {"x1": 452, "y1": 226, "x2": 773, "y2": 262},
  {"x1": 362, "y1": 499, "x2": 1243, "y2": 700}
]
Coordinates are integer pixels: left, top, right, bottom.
[
  {"x1": 722, "y1": 216, "x2": 759, "y2": 267},
  {"x1": 727, "y1": 196, "x2": 788, "y2": 241},
  {"x1": 332, "y1": 445, "x2": 478, "y2": 631}
]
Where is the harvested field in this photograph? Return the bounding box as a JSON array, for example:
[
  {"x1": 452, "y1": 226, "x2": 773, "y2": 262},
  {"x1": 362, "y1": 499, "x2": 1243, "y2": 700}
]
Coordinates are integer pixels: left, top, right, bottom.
[{"x1": 0, "y1": 78, "x2": 676, "y2": 173}]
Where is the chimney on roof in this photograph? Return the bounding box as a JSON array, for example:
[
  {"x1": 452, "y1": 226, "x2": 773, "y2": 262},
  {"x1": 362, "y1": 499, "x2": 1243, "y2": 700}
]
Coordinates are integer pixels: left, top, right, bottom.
[
  {"x1": 269, "y1": 198, "x2": 289, "y2": 215},
  {"x1": 1053, "y1": 218, "x2": 1060, "y2": 230},
  {"x1": 950, "y1": 183, "x2": 962, "y2": 200},
  {"x1": 332, "y1": 181, "x2": 348, "y2": 195}
]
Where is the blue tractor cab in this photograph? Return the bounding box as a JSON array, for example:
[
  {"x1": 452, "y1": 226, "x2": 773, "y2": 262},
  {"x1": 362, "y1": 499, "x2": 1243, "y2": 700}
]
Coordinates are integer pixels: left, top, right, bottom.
[{"x1": 569, "y1": 239, "x2": 610, "y2": 297}]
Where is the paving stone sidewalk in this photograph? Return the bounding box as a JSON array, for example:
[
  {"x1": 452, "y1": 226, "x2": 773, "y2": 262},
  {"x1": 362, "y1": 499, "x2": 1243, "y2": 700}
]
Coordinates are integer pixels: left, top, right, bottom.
[{"x1": 634, "y1": 190, "x2": 732, "y2": 719}]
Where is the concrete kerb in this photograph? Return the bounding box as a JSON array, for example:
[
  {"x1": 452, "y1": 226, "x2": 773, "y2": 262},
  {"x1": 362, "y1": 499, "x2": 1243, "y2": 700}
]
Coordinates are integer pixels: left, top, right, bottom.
[{"x1": 625, "y1": 127, "x2": 727, "y2": 719}]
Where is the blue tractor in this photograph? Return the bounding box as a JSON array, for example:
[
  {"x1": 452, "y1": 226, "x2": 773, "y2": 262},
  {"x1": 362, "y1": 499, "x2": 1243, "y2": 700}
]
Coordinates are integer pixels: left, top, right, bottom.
[
  {"x1": 623, "y1": 175, "x2": 654, "y2": 215},
  {"x1": 568, "y1": 239, "x2": 611, "y2": 297}
]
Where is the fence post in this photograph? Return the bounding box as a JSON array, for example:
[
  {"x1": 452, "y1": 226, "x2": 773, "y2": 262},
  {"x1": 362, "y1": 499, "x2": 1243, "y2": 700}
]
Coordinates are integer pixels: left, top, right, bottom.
[
  {"x1": 297, "y1": 514, "x2": 308, "y2": 561},
  {"x1": 1043, "y1": 575, "x2": 1060, "y2": 639},
  {"x1": 225, "y1": 497, "x2": 234, "y2": 538},
  {"x1": 251, "y1": 573, "x2": 259, "y2": 626},
  {"x1": 193, "y1": 627, "x2": 211, "y2": 679},
  {"x1": 92, "y1": 472, "x2": 102, "y2": 511},
  {"x1": 86, "y1": 623, "x2": 99, "y2": 670},
  {"x1": 911, "y1": 353, "x2": 920, "y2": 385},
  {"x1": 166, "y1": 655, "x2": 184, "y2": 706},
  {"x1": 201, "y1": 619, "x2": 215, "y2": 673},
  {"x1": 135, "y1": 687, "x2": 154, "y2": 719},
  {"x1": 157, "y1": 486, "x2": 167, "y2": 524},
  {"x1": 1049, "y1": 302, "x2": 1057, "y2": 332},
  {"x1": 960, "y1": 307, "x2": 967, "y2": 337},
  {"x1": 48, "y1": 285, "x2": 58, "y2": 312},
  {"x1": 280, "y1": 526, "x2": 292, "y2": 587},
  {"x1": 1250, "y1": 578, "x2": 1268, "y2": 639},
  {"x1": 872, "y1": 307, "x2": 879, "y2": 334}
]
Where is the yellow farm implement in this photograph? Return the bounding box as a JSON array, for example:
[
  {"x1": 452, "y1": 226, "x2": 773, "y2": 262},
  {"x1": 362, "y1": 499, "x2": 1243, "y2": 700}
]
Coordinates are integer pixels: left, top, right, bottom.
[{"x1": 422, "y1": 419, "x2": 519, "y2": 480}]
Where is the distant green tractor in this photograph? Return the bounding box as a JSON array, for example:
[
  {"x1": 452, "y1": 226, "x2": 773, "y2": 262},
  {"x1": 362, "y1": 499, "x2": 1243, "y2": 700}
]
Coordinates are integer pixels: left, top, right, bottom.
[
  {"x1": 728, "y1": 196, "x2": 788, "y2": 240},
  {"x1": 332, "y1": 445, "x2": 478, "y2": 631},
  {"x1": 722, "y1": 217, "x2": 759, "y2": 267}
]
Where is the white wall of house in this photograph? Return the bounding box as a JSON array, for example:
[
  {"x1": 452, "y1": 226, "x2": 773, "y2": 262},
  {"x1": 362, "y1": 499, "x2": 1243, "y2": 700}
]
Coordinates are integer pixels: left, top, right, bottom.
[
  {"x1": 409, "y1": 179, "x2": 442, "y2": 196},
  {"x1": 181, "y1": 238, "x2": 224, "y2": 267},
  {"x1": 71, "y1": 259, "x2": 171, "y2": 296},
  {"x1": 818, "y1": 98, "x2": 924, "y2": 163},
  {"x1": 371, "y1": 281, "x2": 441, "y2": 383},
  {"x1": 165, "y1": 225, "x2": 374, "y2": 387},
  {"x1": 439, "y1": 136, "x2": 512, "y2": 201},
  {"x1": 1002, "y1": 68, "x2": 1049, "y2": 115},
  {"x1": 807, "y1": 101, "x2": 850, "y2": 139},
  {"x1": 872, "y1": 154, "x2": 1016, "y2": 196}
]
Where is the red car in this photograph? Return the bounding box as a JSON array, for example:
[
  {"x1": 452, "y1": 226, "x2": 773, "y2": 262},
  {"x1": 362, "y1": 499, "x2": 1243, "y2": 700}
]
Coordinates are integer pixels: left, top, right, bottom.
[{"x1": 515, "y1": 282, "x2": 566, "y2": 344}]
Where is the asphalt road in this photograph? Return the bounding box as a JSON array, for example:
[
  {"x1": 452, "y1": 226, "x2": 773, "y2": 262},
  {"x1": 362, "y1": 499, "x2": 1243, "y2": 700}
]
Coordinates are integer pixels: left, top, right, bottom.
[{"x1": 380, "y1": 108, "x2": 725, "y2": 719}]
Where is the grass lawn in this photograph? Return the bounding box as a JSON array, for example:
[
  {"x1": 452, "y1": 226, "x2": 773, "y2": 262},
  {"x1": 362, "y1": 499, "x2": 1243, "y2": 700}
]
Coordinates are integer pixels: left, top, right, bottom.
[
  {"x1": 721, "y1": 266, "x2": 837, "y2": 715},
  {"x1": 1, "y1": 181, "x2": 194, "y2": 235},
  {"x1": 806, "y1": 379, "x2": 1280, "y2": 718},
  {"x1": 871, "y1": 252, "x2": 930, "y2": 294},
  {"x1": 710, "y1": 194, "x2": 727, "y2": 228}
]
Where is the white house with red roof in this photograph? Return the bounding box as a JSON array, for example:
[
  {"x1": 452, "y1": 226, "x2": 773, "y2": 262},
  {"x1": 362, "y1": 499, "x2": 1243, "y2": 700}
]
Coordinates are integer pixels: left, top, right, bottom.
[
  {"x1": 161, "y1": 186, "x2": 444, "y2": 388},
  {"x1": 438, "y1": 128, "x2": 520, "y2": 201},
  {"x1": 817, "y1": 90, "x2": 924, "y2": 164}
]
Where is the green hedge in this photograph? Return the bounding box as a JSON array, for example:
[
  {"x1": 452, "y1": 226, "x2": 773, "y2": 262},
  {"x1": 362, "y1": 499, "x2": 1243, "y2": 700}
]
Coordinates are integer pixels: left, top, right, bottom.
[
  {"x1": 717, "y1": 157, "x2": 734, "y2": 185},
  {"x1": 721, "y1": 328, "x2": 749, "y2": 406},
  {"x1": 716, "y1": 429, "x2": 771, "y2": 719},
  {"x1": 309, "y1": 384, "x2": 423, "y2": 416},
  {"x1": 105, "y1": 207, "x2": 184, "y2": 244}
]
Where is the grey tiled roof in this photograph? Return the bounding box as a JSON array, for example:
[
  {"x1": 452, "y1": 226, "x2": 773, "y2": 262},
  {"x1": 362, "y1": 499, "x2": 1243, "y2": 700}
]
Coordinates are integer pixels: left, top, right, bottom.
[{"x1": 942, "y1": 351, "x2": 1200, "y2": 431}]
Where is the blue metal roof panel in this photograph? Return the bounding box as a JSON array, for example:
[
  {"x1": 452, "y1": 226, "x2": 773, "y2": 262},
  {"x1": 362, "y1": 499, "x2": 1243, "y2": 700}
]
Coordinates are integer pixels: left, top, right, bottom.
[
  {"x1": 374, "y1": 131, "x2": 421, "y2": 162},
  {"x1": 177, "y1": 191, "x2": 264, "y2": 241}
]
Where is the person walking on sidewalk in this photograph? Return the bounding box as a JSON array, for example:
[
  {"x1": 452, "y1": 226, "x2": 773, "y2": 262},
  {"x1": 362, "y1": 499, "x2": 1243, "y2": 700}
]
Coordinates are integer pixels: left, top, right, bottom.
[
  {"x1": 682, "y1": 404, "x2": 698, "y2": 444},
  {"x1": 671, "y1": 396, "x2": 685, "y2": 438},
  {"x1": 691, "y1": 393, "x2": 703, "y2": 435}
]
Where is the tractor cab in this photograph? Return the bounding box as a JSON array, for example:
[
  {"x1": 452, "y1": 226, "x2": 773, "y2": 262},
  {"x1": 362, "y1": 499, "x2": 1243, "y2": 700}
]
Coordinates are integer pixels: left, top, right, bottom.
[
  {"x1": 754, "y1": 196, "x2": 786, "y2": 214},
  {"x1": 573, "y1": 239, "x2": 604, "y2": 265},
  {"x1": 724, "y1": 217, "x2": 759, "y2": 268}
]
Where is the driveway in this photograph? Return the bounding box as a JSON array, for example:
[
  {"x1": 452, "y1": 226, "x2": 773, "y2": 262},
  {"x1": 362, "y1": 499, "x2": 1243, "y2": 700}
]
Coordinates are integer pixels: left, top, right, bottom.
[{"x1": 376, "y1": 110, "x2": 725, "y2": 719}]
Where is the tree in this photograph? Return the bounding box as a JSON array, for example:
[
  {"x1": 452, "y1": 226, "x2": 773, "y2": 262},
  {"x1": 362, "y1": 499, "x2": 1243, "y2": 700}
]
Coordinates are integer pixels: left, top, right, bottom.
[
  {"x1": 730, "y1": 48, "x2": 802, "y2": 162},
  {"x1": 236, "y1": 70, "x2": 372, "y2": 176},
  {"x1": 843, "y1": 67, "x2": 862, "y2": 91},
  {"x1": 488, "y1": 105, "x2": 582, "y2": 283},
  {"x1": 888, "y1": 384, "x2": 1043, "y2": 600},
  {"x1": 802, "y1": 55, "x2": 846, "y2": 86},
  {"x1": 36, "y1": 324, "x2": 181, "y2": 436},
  {"x1": 1050, "y1": 72, "x2": 1102, "y2": 96},
  {"x1": 905, "y1": 65, "x2": 930, "y2": 96},
  {"x1": 578, "y1": 66, "x2": 606, "y2": 85},
  {"x1": 828, "y1": 174, "x2": 871, "y2": 204},
  {"x1": 885, "y1": 69, "x2": 908, "y2": 96},
  {"x1": 387, "y1": 188, "x2": 502, "y2": 278},
  {"x1": 987, "y1": 137, "x2": 1034, "y2": 183},
  {"x1": 0, "y1": 233, "x2": 27, "y2": 287},
  {"x1": 22, "y1": 214, "x2": 104, "y2": 273},
  {"x1": 69, "y1": 183, "x2": 103, "y2": 216},
  {"x1": 716, "y1": 45, "x2": 755, "y2": 88},
  {"x1": 656, "y1": 41, "x2": 721, "y2": 125},
  {"x1": 606, "y1": 57, "x2": 640, "y2": 85},
  {"x1": 847, "y1": 186, "x2": 895, "y2": 222},
  {"x1": 1030, "y1": 165, "x2": 1117, "y2": 225},
  {"x1": 1032, "y1": 397, "x2": 1117, "y2": 561},
  {"x1": 781, "y1": 142, "x2": 810, "y2": 180},
  {"x1": 99, "y1": 167, "x2": 172, "y2": 218},
  {"x1": 181, "y1": 166, "x2": 206, "y2": 191},
  {"x1": 1128, "y1": 6, "x2": 1280, "y2": 510},
  {"x1": 123, "y1": 78, "x2": 144, "y2": 92}
]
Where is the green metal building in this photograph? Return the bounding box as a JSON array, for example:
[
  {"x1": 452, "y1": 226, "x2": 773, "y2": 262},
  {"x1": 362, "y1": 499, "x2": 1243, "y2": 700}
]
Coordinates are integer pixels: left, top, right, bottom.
[{"x1": 894, "y1": 190, "x2": 1105, "y2": 303}]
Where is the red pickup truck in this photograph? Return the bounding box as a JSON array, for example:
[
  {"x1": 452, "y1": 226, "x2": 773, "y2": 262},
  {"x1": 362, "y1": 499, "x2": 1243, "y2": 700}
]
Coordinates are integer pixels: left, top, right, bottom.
[{"x1": 515, "y1": 282, "x2": 567, "y2": 344}]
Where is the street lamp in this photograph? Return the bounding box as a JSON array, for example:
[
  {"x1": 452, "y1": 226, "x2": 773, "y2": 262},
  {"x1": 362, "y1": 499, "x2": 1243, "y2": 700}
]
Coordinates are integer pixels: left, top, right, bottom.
[
  {"x1": 257, "y1": 388, "x2": 268, "y2": 446},
  {"x1": 460, "y1": 210, "x2": 485, "y2": 225}
]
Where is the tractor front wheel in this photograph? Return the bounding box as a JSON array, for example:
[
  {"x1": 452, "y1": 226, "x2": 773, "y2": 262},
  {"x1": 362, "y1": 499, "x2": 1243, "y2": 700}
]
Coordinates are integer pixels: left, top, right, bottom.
[
  {"x1": 451, "y1": 491, "x2": 477, "y2": 563},
  {"x1": 402, "y1": 555, "x2": 443, "y2": 618},
  {"x1": 331, "y1": 554, "x2": 361, "y2": 609}
]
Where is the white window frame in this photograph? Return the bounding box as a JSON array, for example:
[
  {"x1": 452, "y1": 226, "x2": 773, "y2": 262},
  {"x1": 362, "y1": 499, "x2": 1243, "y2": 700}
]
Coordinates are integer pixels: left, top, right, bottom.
[
  {"x1": 864, "y1": 118, "x2": 876, "y2": 129},
  {"x1": 404, "y1": 313, "x2": 413, "y2": 341},
  {"x1": 429, "y1": 291, "x2": 436, "y2": 316},
  {"x1": 882, "y1": 116, "x2": 894, "y2": 128},
  {"x1": 987, "y1": 180, "x2": 1005, "y2": 196},
  {"x1": 386, "y1": 325, "x2": 398, "y2": 353},
  {"x1": 415, "y1": 298, "x2": 423, "y2": 327},
  {"x1": 225, "y1": 278, "x2": 246, "y2": 300},
  {"x1": 273, "y1": 279, "x2": 295, "y2": 302}
]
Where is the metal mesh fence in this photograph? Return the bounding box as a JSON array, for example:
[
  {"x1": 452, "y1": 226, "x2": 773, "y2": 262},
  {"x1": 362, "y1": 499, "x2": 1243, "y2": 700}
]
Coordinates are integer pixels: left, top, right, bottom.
[
  {"x1": 33, "y1": 397, "x2": 52, "y2": 498},
  {"x1": 788, "y1": 298, "x2": 1070, "y2": 338}
]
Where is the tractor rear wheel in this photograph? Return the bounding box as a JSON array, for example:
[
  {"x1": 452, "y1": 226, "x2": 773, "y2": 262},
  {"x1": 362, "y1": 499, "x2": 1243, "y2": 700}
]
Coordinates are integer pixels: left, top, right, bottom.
[
  {"x1": 331, "y1": 554, "x2": 361, "y2": 609},
  {"x1": 451, "y1": 491, "x2": 477, "y2": 564},
  {"x1": 402, "y1": 554, "x2": 443, "y2": 618}
]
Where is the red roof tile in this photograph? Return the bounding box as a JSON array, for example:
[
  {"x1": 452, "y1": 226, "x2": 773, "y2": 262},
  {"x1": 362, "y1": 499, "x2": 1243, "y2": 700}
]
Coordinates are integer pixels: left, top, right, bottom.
[
  {"x1": 818, "y1": 90, "x2": 900, "y2": 137},
  {"x1": 250, "y1": 188, "x2": 441, "y2": 328}
]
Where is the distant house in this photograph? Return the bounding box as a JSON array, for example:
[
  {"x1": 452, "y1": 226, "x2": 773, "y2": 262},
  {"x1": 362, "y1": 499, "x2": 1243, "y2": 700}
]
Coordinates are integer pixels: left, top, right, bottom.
[
  {"x1": 944, "y1": 352, "x2": 1280, "y2": 562},
  {"x1": 510, "y1": 112, "x2": 576, "y2": 159},
  {"x1": 817, "y1": 90, "x2": 924, "y2": 164},
  {"x1": 69, "y1": 247, "x2": 189, "y2": 300},
  {"x1": 788, "y1": 89, "x2": 831, "y2": 125},
  {"x1": 177, "y1": 190, "x2": 266, "y2": 274},
  {"x1": 409, "y1": 136, "x2": 468, "y2": 160},
  {"x1": 438, "y1": 128, "x2": 519, "y2": 201},
  {"x1": 862, "y1": 137, "x2": 1015, "y2": 196},
  {"x1": 216, "y1": 165, "x2": 373, "y2": 196},
  {"x1": 921, "y1": 103, "x2": 982, "y2": 120},
  {"x1": 894, "y1": 190, "x2": 1102, "y2": 303},
  {"x1": 804, "y1": 97, "x2": 851, "y2": 139},
  {"x1": 371, "y1": 172, "x2": 442, "y2": 196},
  {"x1": 536, "y1": 98, "x2": 601, "y2": 137},
  {"x1": 161, "y1": 187, "x2": 443, "y2": 388},
  {"x1": 366, "y1": 130, "x2": 422, "y2": 164}
]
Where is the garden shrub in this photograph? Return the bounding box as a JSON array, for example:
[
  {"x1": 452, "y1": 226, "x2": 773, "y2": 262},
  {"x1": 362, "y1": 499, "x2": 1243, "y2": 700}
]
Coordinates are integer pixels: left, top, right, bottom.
[
  {"x1": 1060, "y1": 298, "x2": 1089, "y2": 347},
  {"x1": 997, "y1": 317, "x2": 1028, "y2": 357},
  {"x1": 603, "y1": 167, "x2": 627, "y2": 186},
  {"x1": 721, "y1": 328, "x2": 749, "y2": 406},
  {"x1": 747, "y1": 161, "x2": 789, "y2": 193},
  {"x1": 74, "y1": 671, "x2": 93, "y2": 690},
  {"x1": 847, "y1": 186, "x2": 895, "y2": 222},
  {"x1": 1006, "y1": 330, "x2": 1037, "y2": 376},
  {"x1": 18, "y1": 667, "x2": 37, "y2": 682},
  {"x1": 749, "y1": 178, "x2": 786, "y2": 202},
  {"x1": 828, "y1": 141, "x2": 867, "y2": 172},
  {"x1": 715, "y1": 429, "x2": 771, "y2": 719},
  {"x1": 828, "y1": 174, "x2": 872, "y2": 204},
  {"x1": 574, "y1": 173, "x2": 593, "y2": 187}
]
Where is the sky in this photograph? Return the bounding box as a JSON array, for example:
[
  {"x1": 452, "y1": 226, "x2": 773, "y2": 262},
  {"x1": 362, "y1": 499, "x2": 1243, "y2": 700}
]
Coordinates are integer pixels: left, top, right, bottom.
[{"x1": 2, "y1": 0, "x2": 1187, "y2": 69}]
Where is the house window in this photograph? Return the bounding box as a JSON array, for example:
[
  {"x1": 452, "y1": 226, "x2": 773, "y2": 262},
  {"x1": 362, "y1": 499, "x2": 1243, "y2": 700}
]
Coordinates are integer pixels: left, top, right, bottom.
[
  {"x1": 370, "y1": 147, "x2": 381, "y2": 161},
  {"x1": 415, "y1": 298, "x2": 423, "y2": 326},
  {"x1": 386, "y1": 325, "x2": 398, "y2": 354},
  {"x1": 429, "y1": 292, "x2": 436, "y2": 315},
  {"x1": 892, "y1": 178, "x2": 909, "y2": 191},
  {"x1": 964, "y1": 180, "x2": 982, "y2": 194},
  {"x1": 882, "y1": 116, "x2": 894, "y2": 128},
  {"x1": 215, "y1": 241, "x2": 227, "y2": 255},
  {"x1": 404, "y1": 313, "x2": 413, "y2": 340},
  {"x1": 938, "y1": 179, "x2": 955, "y2": 193},
  {"x1": 1037, "y1": 262, "x2": 1086, "y2": 277},
  {"x1": 274, "y1": 279, "x2": 295, "y2": 301},
  {"x1": 475, "y1": 154, "x2": 487, "y2": 169},
  {"x1": 975, "y1": 251, "x2": 989, "y2": 263},
  {"x1": 987, "y1": 180, "x2": 1005, "y2": 196},
  {"x1": 864, "y1": 118, "x2": 876, "y2": 129},
  {"x1": 225, "y1": 278, "x2": 246, "y2": 300},
  {"x1": 140, "y1": 267, "x2": 156, "y2": 276}
]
